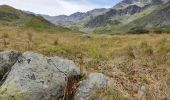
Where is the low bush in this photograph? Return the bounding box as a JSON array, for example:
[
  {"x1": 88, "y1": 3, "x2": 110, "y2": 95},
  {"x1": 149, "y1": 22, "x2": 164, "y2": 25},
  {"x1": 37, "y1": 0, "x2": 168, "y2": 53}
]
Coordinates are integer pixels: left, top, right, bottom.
[{"x1": 128, "y1": 27, "x2": 150, "y2": 34}]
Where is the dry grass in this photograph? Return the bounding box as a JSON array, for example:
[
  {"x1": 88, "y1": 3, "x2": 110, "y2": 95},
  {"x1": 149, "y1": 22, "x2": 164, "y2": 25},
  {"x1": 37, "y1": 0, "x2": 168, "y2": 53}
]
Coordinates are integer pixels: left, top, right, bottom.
[{"x1": 0, "y1": 26, "x2": 170, "y2": 99}]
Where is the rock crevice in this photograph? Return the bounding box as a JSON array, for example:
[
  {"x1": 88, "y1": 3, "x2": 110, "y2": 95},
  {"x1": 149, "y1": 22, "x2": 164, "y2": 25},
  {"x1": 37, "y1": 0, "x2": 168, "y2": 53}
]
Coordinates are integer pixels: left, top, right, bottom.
[{"x1": 0, "y1": 51, "x2": 21, "y2": 85}]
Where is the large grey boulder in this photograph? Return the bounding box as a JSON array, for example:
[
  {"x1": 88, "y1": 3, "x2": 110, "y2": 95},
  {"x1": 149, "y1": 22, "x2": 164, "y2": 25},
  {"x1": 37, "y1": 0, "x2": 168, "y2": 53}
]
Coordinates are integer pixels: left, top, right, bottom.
[
  {"x1": 0, "y1": 51, "x2": 80, "y2": 100},
  {"x1": 74, "y1": 73, "x2": 109, "y2": 100},
  {"x1": 0, "y1": 51, "x2": 21, "y2": 83}
]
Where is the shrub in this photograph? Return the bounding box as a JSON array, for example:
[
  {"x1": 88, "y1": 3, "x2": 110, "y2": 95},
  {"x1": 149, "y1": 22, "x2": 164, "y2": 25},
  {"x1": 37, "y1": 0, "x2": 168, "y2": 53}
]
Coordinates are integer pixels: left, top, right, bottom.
[
  {"x1": 140, "y1": 42, "x2": 153, "y2": 55},
  {"x1": 27, "y1": 32, "x2": 33, "y2": 50},
  {"x1": 27, "y1": 32, "x2": 33, "y2": 42},
  {"x1": 126, "y1": 46, "x2": 135, "y2": 58},
  {"x1": 53, "y1": 39, "x2": 59, "y2": 46},
  {"x1": 2, "y1": 33, "x2": 9, "y2": 38},
  {"x1": 128, "y1": 27, "x2": 150, "y2": 34},
  {"x1": 153, "y1": 29, "x2": 163, "y2": 34},
  {"x1": 1, "y1": 33, "x2": 9, "y2": 47}
]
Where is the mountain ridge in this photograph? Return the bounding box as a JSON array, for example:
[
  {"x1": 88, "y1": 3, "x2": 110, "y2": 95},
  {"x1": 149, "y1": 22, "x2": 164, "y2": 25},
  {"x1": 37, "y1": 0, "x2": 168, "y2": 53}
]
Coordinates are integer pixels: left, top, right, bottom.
[
  {"x1": 86, "y1": 0, "x2": 170, "y2": 34},
  {"x1": 41, "y1": 0, "x2": 170, "y2": 34},
  {"x1": 42, "y1": 8, "x2": 109, "y2": 29}
]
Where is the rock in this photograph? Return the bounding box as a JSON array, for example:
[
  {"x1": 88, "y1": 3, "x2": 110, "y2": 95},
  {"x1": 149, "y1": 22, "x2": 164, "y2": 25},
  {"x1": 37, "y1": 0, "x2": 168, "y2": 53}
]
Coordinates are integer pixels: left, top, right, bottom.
[
  {"x1": 138, "y1": 85, "x2": 146, "y2": 97},
  {"x1": 0, "y1": 51, "x2": 80, "y2": 100},
  {"x1": 0, "y1": 51, "x2": 21, "y2": 83},
  {"x1": 74, "y1": 73, "x2": 109, "y2": 100}
]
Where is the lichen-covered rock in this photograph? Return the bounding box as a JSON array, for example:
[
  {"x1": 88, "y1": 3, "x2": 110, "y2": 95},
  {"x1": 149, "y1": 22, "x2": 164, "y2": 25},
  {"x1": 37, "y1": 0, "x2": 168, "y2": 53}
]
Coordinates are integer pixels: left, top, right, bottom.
[
  {"x1": 0, "y1": 51, "x2": 21, "y2": 83},
  {"x1": 0, "y1": 51, "x2": 80, "y2": 100},
  {"x1": 74, "y1": 73, "x2": 109, "y2": 100}
]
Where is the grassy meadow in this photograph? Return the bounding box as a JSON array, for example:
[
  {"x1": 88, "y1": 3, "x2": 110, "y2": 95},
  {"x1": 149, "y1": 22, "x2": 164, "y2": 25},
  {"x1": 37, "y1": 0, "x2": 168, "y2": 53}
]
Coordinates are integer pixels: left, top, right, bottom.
[{"x1": 0, "y1": 26, "x2": 170, "y2": 99}]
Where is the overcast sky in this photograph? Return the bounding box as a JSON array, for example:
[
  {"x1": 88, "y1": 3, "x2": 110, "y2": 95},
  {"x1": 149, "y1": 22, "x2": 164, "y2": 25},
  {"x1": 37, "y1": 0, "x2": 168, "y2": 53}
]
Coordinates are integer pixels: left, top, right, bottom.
[{"x1": 0, "y1": 0, "x2": 121, "y2": 16}]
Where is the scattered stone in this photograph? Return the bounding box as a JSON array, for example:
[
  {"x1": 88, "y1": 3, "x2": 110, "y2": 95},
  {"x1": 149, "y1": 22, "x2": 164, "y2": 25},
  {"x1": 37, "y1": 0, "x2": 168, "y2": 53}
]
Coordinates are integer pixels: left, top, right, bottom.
[
  {"x1": 74, "y1": 73, "x2": 109, "y2": 100},
  {"x1": 138, "y1": 85, "x2": 146, "y2": 97}
]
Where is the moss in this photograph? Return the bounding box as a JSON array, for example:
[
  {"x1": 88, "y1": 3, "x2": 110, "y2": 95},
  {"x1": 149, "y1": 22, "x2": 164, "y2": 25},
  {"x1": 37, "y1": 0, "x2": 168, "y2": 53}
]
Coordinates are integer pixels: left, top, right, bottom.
[{"x1": 140, "y1": 75, "x2": 148, "y2": 83}]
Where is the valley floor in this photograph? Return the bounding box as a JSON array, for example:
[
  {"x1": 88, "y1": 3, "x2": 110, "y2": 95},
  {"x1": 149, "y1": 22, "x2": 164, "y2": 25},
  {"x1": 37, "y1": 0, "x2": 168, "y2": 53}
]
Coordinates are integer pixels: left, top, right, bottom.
[{"x1": 0, "y1": 26, "x2": 170, "y2": 99}]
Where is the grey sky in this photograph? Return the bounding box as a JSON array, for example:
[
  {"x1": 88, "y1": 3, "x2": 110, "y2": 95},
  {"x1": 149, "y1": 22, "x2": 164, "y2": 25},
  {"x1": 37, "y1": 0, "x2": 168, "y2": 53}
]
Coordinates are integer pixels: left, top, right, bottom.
[{"x1": 0, "y1": 0, "x2": 120, "y2": 16}]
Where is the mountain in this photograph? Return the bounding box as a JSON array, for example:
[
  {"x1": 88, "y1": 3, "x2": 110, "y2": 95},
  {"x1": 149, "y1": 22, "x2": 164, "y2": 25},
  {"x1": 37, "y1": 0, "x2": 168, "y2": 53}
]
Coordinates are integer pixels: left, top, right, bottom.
[
  {"x1": 85, "y1": 5, "x2": 143, "y2": 28},
  {"x1": 86, "y1": 0, "x2": 170, "y2": 34},
  {"x1": 112, "y1": 0, "x2": 166, "y2": 9},
  {"x1": 42, "y1": 8, "x2": 109, "y2": 29},
  {"x1": 0, "y1": 5, "x2": 70, "y2": 32},
  {"x1": 127, "y1": 2, "x2": 170, "y2": 32},
  {"x1": 85, "y1": 0, "x2": 164, "y2": 28},
  {"x1": 41, "y1": 0, "x2": 170, "y2": 34}
]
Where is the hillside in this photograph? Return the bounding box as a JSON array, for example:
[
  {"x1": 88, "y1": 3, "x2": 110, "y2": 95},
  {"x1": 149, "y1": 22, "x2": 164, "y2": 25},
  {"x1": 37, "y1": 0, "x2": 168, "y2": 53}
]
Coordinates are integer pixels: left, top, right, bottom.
[
  {"x1": 0, "y1": 5, "x2": 71, "y2": 32},
  {"x1": 127, "y1": 3, "x2": 170, "y2": 32},
  {"x1": 87, "y1": 0, "x2": 170, "y2": 34}
]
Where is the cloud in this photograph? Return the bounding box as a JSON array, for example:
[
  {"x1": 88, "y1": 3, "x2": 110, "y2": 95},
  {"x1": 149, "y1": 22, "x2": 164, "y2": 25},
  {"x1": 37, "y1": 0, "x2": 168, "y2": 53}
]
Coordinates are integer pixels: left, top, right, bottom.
[{"x1": 0, "y1": 0, "x2": 117, "y2": 16}]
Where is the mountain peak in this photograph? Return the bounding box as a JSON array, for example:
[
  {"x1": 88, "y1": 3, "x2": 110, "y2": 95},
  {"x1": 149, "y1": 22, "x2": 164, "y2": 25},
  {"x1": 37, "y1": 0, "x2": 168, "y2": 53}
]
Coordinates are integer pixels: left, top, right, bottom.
[{"x1": 112, "y1": 0, "x2": 168, "y2": 9}]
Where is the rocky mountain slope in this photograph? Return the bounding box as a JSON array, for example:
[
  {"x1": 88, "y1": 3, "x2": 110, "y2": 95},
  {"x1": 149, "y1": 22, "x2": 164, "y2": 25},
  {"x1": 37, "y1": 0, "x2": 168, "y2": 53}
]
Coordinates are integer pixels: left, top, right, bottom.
[
  {"x1": 42, "y1": 0, "x2": 170, "y2": 34},
  {"x1": 86, "y1": 0, "x2": 170, "y2": 34},
  {"x1": 0, "y1": 5, "x2": 70, "y2": 32},
  {"x1": 42, "y1": 8, "x2": 109, "y2": 29},
  {"x1": 127, "y1": 3, "x2": 170, "y2": 30},
  {"x1": 112, "y1": 0, "x2": 167, "y2": 9}
]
